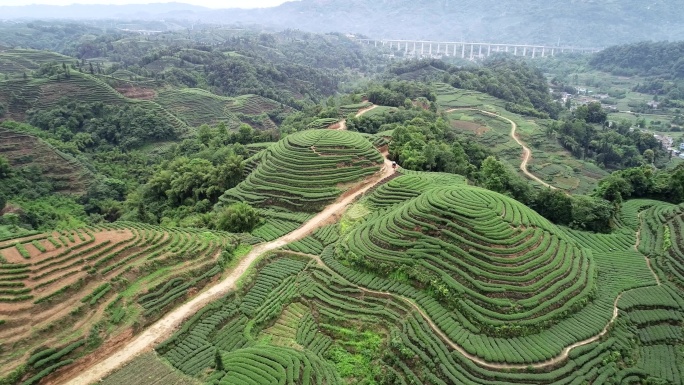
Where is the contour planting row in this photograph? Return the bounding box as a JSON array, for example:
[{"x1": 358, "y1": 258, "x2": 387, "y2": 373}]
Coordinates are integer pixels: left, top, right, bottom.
[
  {"x1": 366, "y1": 172, "x2": 467, "y2": 210},
  {"x1": 132, "y1": 254, "x2": 640, "y2": 385},
  {"x1": 0, "y1": 223, "x2": 241, "y2": 383},
  {"x1": 638, "y1": 203, "x2": 684, "y2": 287},
  {"x1": 219, "y1": 129, "x2": 383, "y2": 212},
  {"x1": 338, "y1": 185, "x2": 594, "y2": 331},
  {"x1": 284, "y1": 224, "x2": 340, "y2": 256}
]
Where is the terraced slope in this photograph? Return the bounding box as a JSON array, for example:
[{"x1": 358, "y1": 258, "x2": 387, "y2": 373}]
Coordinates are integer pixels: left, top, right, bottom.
[
  {"x1": 0, "y1": 49, "x2": 73, "y2": 76},
  {"x1": 0, "y1": 127, "x2": 90, "y2": 194},
  {"x1": 219, "y1": 129, "x2": 384, "y2": 213},
  {"x1": 0, "y1": 223, "x2": 243, "y2": 382},
  {"x1": 90, "y1": 183, "x2": 681, "y2": 385},
  {"x1": 635, "y1": 201, "x2": 684, "y2": 287},
  {"x1": 105, "y1": 249, "x2": 672, "y2": 384},
  {"x1": 338, "y1": 185, "x2": 595, "y2": 334},
  {"x1": 155, "y1": 89, "x2": 284, "y2": 129},
  {"x1": 0, "y1": 72, "x2": 187, "y2": 135}
]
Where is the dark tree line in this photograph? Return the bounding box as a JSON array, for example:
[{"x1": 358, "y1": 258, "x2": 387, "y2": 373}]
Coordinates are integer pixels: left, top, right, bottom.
[
  {"x1": 27, "y1": 101, "x2": 179, "y2": 151},
  {"x1": 548, "y1": 102, "x2": 667, "y2": 169},
  {"x1": 388, "y1": 58, "x2": 562, "y2": 118}
]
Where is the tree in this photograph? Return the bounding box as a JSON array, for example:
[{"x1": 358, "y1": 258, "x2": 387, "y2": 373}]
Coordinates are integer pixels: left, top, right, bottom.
[
  {"x1": 0, "y1": 156, "x2": 12, "y2": 179},
  {"x1": 237, "y1": 124, "x2": 253, "y2": 144},
  {"x1": 214, "y1": 349, "x2": 224, "y2": 371},
  {"x1": 643, "y1": 149, "x2": 655, "y2": 164},
  {"x1": 595, "y1": 175, "x2": 632, "y2": 203},
  {"x1": 532, "y1": 189, "x2": 573, "y2": 224},
  {"x1": 197, "y1": 124, "x2": 212, "y2": 146},
  {"x1": 480, "y1": 156, "x2": 509, "y2": 193},
  {"x1": 571, "y1": 195, "x2": 615, "y2": 233},
  {"x1": 0, "y1": 193, "x2": 6, "y2": 212},
  {"x1": 215, "y1": 202, "x2": 260, "y2": 233},
  {"x1": 670, "y1": 165, "x2": 684, "y2": 203}
]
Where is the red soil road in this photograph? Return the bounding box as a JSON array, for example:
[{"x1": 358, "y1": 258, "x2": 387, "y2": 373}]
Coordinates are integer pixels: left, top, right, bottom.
[
  {"x1": 62, "y1": 149, "x2": 394, "y2": 385},
  {"x1": 446, "y1": 108, "x2": 556, "y2": 190}
]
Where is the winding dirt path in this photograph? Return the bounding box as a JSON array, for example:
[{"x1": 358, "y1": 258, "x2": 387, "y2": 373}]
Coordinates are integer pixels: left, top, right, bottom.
[
  {"x1": 63, "y1": 143, "x2": 393, "y2": 385},
  {"x1": 283, "y1": 251, "x2": 625, "y2": 370},
  {"x1": 446, "y1": 108, "x2": 556, "y2": 190},
  {"x1": 333, "y1": 104, "x2": 378, "y2": 131}
]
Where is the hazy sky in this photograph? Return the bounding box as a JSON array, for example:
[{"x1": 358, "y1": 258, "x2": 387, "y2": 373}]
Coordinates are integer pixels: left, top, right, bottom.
[{"x1": 0, "y1": 0, "x2": 292, "y2": 8}]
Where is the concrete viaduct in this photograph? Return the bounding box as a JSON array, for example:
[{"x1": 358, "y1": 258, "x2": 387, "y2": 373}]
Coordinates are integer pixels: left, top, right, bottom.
[{"x1": 356, "y1": 39, "x2": 601, "y2": 59}]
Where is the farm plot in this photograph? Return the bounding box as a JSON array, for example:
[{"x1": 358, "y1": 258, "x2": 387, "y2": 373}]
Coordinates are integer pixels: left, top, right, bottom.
[
  {"x1": 0, "y1": 70, "x2": 187, "y2": 135},
  {"x1": 219, "y1": 129, "x2": 384, "y2": 213},
  {"x1": 0, "y1": 222, "x2": 241, "y2": 382}
]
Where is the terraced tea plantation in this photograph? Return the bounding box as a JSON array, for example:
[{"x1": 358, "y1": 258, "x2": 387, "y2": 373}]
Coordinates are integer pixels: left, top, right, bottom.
[
  {"x1": 155, "y1": 89, "x2": 285, "y2": 129},
  {"x1": 220, "y1": 129, "x2": 384, "y2": 240},
  {"x1": 0, "y1": 222, "x2": 245, "y2": 384},
  {"x1": 92, "y1": 166, "x2": 683, "y2": 385}
]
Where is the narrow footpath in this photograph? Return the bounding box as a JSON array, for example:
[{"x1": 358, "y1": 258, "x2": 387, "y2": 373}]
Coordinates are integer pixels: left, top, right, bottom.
[{"x1": 446, "y1": 108, "x2": 556, "y2": 189}]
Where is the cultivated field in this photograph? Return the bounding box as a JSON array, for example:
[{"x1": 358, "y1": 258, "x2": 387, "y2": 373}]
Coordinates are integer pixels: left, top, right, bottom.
[
  {"x1": 99, "y1": 173, "x2": 683, "y2": 383},
  {"x1": 0, "y1": 222, "x2": 248, "y2": 384},
  {"x1": 438, "y1": 84, "x2": 608, "y2": 193}
]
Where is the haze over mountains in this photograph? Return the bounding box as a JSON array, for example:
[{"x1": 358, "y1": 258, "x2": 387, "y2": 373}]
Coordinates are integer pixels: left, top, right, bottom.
[{"x1": 1, "y1": 0, "x2": 683, "y2": 46}]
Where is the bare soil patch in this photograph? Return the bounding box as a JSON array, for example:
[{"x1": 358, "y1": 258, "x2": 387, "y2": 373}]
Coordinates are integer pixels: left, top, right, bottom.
[{"x1": 115, "y1": 86, "x2": 156, "y2": 100}]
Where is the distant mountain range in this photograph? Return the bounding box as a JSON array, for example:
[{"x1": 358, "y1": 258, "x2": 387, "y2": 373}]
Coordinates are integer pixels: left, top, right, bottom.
[{"x1": 2, "y1": 0, "x2": 683, "y2": 46}]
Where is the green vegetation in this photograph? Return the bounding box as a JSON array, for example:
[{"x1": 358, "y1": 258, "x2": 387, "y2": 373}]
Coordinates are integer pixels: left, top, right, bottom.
[
  {"x1": 0, "y1": 223, "x2": 244, "y2": 382},
  {"x1": 219, "y1": 129, "x2": 383, "y2": 212}
]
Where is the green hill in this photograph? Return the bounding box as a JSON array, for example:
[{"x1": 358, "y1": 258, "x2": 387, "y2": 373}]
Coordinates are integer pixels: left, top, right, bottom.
[{"x1": 219, "y1": 129, "x2": 384, "y2": 212}]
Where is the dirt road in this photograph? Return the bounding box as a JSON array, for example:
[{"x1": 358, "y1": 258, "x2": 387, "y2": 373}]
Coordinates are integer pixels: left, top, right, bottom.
[
  {"x1": 446, "y1": 108, "x2": 556, "y2": 190},
  {"x1": 64, "y1": 147, "x2": 394, "y2": 385},
  {"x1": 333, "y1": 104, "x2": 378, "y2": 131}
]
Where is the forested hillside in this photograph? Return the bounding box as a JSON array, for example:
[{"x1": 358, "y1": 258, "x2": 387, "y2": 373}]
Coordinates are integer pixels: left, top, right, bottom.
[{"x1": 590, "y1": 41, "x2": 684, "y2": 100}]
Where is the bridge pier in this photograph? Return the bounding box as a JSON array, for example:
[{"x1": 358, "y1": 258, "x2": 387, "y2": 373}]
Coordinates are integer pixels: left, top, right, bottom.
[
  {"x1": 421, "y1": 42, "x2": 425, "y2": 56},
  {"x1": 487, "y1": 45, "x2": 491, "y2": 56},
  {"x1": 462, "y1": 44, "x2": 466, "y2": 58},
  {"x1": 541, "y1": 47, "x2": 545, "y2": 57}
]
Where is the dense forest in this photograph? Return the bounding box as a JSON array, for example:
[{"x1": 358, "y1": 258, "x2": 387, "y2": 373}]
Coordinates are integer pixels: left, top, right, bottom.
[
  {"x1": 389, "y1": 58, "x2": 562, "y2": 118},
  {"x1": 590, "y1": 41, "x2": 684, "y2": 100}
]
